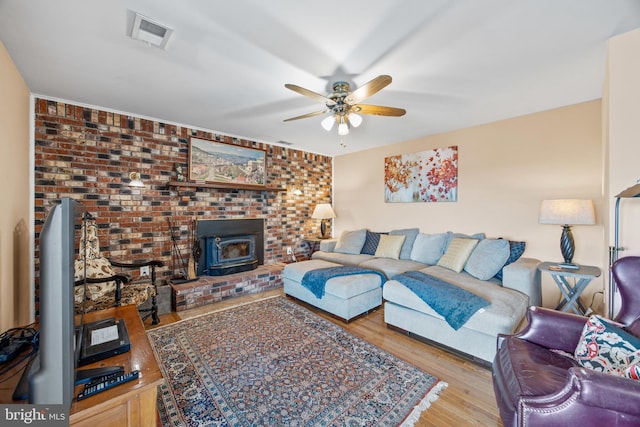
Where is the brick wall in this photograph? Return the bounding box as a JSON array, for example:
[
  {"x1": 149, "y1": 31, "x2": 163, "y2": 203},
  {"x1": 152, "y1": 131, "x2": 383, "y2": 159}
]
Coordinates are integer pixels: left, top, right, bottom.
[{"x1": 33, "y1": 98, "x2": 332, "y2": 287}]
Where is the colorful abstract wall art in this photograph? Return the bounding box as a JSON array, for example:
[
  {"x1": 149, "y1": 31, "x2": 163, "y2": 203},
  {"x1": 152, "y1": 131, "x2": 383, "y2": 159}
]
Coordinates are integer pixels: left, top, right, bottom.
[{"x1": 384, "y1": 146, "x2": 458, "y2": 203}]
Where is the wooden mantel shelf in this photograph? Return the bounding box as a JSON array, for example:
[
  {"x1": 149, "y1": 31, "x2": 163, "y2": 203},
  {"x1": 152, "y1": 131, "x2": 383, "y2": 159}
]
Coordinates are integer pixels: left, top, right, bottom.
[{"x1": 168, "y1": 181, "x2": 285, "y2": 192}]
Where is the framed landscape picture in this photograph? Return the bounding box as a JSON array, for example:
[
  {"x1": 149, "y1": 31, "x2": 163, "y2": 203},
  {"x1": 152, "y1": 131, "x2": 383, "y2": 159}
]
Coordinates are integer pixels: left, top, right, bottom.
[
  {"x1": 188, "y1": 137, "x2": 266, "y2": 187},
  {"x1": 384, "y1": 145, "x2": 458, "y2": 203}
]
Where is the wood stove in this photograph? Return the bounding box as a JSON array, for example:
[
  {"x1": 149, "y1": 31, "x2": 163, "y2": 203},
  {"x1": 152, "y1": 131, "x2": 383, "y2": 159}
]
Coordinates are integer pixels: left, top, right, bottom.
[
  {"x1": 204, "y1": 233, "x2": 258, "y2": 276},
  {"x1": 196, "y1": 219, "x2": 264, "y2": 276}
]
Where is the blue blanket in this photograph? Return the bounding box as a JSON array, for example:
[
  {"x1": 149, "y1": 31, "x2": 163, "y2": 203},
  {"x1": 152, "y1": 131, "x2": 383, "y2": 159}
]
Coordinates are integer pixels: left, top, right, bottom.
[
  {"x1": 394, "y1": 270, "x2": 489, "y2": 330},
  {"x1": 301, "y1": 266, "x2": 387, "y2": 299}
]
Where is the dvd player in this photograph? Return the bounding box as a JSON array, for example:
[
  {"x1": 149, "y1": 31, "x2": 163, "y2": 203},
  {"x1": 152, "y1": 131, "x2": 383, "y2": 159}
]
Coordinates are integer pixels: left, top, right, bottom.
[{"x1": 78, "y1": 317, "x2": 130, "y2": 366}]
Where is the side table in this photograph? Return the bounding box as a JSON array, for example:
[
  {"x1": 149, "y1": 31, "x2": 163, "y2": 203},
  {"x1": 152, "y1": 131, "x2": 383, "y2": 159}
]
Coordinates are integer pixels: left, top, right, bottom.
[
  {"x1": 538, "y1": 262, "x2": 601, "y2": 315},
  {"x1": 302, "y1": 237, "x2": 324, "y2": 260}
]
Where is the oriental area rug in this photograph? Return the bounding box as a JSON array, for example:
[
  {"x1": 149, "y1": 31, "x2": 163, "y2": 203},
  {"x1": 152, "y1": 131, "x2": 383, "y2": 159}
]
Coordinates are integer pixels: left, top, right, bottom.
[{"x1": 147, "y1": 296, "x2": 447, "y2": 426}]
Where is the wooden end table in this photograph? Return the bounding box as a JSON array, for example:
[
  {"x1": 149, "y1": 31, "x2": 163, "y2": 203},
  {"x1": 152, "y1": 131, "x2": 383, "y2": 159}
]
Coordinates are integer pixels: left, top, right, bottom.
[{"x1": 538, "y1": 261, "x2": 601, "y2": 315}]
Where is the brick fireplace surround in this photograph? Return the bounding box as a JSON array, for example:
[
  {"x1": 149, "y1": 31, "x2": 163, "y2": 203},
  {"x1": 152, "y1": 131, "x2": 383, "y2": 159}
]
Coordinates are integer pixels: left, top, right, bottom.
[{"x1": 33, "y1": 98, "x2": 332, "y2": 311}]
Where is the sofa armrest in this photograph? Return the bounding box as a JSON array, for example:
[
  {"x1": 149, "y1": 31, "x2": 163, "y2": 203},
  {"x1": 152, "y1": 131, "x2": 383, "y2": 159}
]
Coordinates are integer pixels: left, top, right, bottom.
[
  {"x1": 319, "y1": 239, "x2": 338, "y2": 252},
  {"x1": 502, "y1": 257, "x2": 542, "y2": 306},
  {"x1": 502, "y1": 306, "x2": 588, "y2": 353}
]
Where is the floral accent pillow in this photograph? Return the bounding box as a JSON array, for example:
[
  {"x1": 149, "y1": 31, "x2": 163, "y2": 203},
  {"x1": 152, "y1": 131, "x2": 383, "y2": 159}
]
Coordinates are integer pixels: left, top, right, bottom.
[
  {"x1": 574, "y1": 315, "x2": 640, "y2": 379},
  {"x1": 626, "y1": 362, "x2": 640, "y2": 380}
]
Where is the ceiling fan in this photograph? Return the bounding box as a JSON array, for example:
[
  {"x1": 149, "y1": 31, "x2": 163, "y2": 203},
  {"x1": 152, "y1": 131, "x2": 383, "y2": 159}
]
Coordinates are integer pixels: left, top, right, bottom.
[{"x1": 284, "y1": 75, "x2": 406, "y2": 136}]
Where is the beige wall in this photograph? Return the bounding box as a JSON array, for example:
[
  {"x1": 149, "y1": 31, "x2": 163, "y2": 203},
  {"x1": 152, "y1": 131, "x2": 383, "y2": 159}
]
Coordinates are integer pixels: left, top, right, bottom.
[
  {"x1": 334, "y1": 100, "x2": 604, "y2": 311},
  {"x1": 0, "y1": 40, "x2": 31, "y2": 330},
  {"x1": 605, "y1": 28, "x2": 640, "y2": 315}
]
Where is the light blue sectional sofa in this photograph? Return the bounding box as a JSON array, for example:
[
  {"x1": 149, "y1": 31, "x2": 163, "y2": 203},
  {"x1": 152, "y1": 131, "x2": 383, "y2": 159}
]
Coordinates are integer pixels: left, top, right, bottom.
[{"x1": 310, "y1": 228, "x2": 541, "y2": 363}]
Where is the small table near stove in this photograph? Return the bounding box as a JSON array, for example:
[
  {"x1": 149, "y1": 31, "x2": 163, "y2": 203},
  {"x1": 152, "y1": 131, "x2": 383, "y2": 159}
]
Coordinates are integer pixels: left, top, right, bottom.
[{"x1": 302, "y1": 237, "x2": 325, "y2": 260}]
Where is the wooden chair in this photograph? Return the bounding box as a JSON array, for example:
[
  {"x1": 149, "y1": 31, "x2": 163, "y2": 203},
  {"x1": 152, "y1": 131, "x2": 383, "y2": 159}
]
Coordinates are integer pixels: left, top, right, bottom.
[{"x1": 74, "y1": 217, "x2": 163, "y2": 325}]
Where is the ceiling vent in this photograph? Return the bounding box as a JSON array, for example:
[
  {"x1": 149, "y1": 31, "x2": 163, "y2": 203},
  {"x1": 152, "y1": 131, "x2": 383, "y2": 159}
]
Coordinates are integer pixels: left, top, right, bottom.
[{"x1": 130, "y1": 12, "x2": 173, "y2": 49}]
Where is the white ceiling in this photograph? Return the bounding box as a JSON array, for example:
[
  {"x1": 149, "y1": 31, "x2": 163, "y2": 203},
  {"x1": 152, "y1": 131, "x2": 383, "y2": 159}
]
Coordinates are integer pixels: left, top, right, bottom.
[{"x1": 1, "y1": 1, "x2": 639, "y2": 156}]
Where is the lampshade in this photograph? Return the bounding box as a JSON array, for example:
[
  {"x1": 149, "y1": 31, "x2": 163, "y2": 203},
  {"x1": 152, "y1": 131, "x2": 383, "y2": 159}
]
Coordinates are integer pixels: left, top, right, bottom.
[
  {"x1": 539, "y1": 199, "x2": 595, "y2": 267},
  {"x1": 311, "y1": 204, "x2": 336, "y2": 220},
  {"x1": 321, "y1": 114, "x2": 362, "y2": 136},
  {"x1": 348, "y1": 113, "x2": 362, "y2": 128},
  {"x1": 337, "y1": 118, "x2": 349, "y2": 136},
  {"x1": 321, "y1": 115, "x2": 335, "y2": 131},
  {"x1": 538, "y1": 199, "x2": 595, "y2": 225},
  {"x1": 312, "y1": 203, "x2": 336, "y2": 239}
]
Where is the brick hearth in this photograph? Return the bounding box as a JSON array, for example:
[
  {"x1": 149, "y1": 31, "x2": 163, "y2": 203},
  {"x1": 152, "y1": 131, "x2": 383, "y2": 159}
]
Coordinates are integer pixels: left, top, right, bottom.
[{"x1": 170, "y1": 263, "x2": 286, "y2": 311}]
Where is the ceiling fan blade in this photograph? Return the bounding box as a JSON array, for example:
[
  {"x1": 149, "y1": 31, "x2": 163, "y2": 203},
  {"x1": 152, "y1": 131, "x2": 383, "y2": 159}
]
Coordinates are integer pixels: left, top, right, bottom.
[
  {"x1": 352, "y1": 104, "x2": 406, "y2": 117},
  {"x1": 285, "y1": 84, "x2": 336, "y2": 106},
  {"x1": 283, "y1": 110, "x2": 328, "y2": 122},
  {"x1": 345, "y1": 75, "x2": 392, "y2": 105}
]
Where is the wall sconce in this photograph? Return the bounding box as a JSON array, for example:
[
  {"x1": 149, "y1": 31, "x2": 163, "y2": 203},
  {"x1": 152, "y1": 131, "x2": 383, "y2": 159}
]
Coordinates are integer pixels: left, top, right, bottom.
[
  {"x1": 291, "y1": 188, "x2": 302, "y2": 196},
  {"x1": 311, "y1": 203, "x2": 336, "y2": 239},
  {"x1": 539, "y1": 199, "x2": 596, "y2": 268},
  {"x1": 128, "y1": 172, "x2": 145, "y2": 188}
]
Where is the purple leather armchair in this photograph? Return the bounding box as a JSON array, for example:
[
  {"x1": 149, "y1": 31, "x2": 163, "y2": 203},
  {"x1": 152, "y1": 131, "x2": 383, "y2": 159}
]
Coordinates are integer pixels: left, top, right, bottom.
[{"x1": 492, "y1": 256, "x2": 640, "y2": 426}]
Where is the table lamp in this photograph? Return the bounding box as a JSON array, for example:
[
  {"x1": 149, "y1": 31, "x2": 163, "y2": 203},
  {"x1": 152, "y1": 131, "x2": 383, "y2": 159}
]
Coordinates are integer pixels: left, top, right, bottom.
[
  {"x1": 311, "y1": 204, "x2": 336, "y2": 239},
  {"x1": 539, "y1": 199, "x2": 596, "y2": 269}
]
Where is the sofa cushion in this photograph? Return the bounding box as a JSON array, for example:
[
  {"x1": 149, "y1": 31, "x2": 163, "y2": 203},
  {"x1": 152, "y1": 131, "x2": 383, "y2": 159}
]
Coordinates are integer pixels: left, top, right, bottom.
[
  {"x1": 359, "y1": 257, "x2": 425, "y2": 279},
  {"x1": 464, "y1": 238, "x2": 510, "y2": 280},
  {"x1": 437, "y1": 237, "x2": 479, "y2": 273},
  {"x1": 311, "y1": 251, "x2": 375, "y2": 266},
  {"x1": 410, "y1": 233, "x2": 447, "y2": 265},
  {"x1": 494, "y1": 240, "x2": 526, "y2": 281},
  {"x1": 374, "y1": 234, "x2": 405, "y2": 259},
  {"x1": 360, "y1": 230, "x2": 385, "y2": 255},
  {"x1": 389, "y1": 228, "x2": 420, "y2": 260},
  {"x1": 334, "y1": 229, "x2": 367, "y2": 255},
  {"x1": 283, "y1": 259, "x2": 342, "y2": 282},
  {"x1": 575, "y1": 315, "x2": 640, "y2": 378},
  {"x1": 383, "y1": 265, "x2": 527, "y2": 335}
]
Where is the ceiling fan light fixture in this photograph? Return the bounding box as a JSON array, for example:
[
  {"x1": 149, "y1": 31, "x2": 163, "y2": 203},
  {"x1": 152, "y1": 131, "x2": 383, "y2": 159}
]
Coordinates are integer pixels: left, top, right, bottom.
[
  {"x1": 321, "y1": 115, "x2": 336, "y2": 131},
  {"x1": 284, "y1": 75, "x2": 404, "y2": 139},
  {"x1": 338, "y1": 117, "x2": 349, "y2": 136},
  {"x1": 348, "y1": 113, "x2": 362, "y2": 128}
]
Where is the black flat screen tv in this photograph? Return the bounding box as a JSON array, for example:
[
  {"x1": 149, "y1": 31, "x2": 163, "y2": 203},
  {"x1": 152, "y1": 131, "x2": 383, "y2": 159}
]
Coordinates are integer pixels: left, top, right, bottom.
[{"x1": 29, "y1": 198, "x2": 83, "y2": 407}]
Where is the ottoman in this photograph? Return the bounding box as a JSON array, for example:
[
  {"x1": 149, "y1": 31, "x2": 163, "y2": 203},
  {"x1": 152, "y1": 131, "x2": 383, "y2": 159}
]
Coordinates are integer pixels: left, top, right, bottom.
[{"x1": 283, "y1": 259, "x2": 384, "y2": 321}]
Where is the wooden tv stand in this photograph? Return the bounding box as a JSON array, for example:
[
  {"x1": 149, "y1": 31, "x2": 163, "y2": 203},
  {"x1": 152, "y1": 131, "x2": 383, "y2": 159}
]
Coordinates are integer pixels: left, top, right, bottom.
[{"x1": 0, "y1": 305, "x2": 164, "y2": 427}]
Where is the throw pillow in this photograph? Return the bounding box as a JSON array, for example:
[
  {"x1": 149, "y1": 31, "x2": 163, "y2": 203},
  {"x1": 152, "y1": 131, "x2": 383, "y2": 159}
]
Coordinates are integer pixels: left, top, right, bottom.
[
  {"x1": 575, "y1": 315, "x2": 640, "y2": 378},
  {"x1": 494, "y1": 240, "x2": 526, "y2": 281},
  {"x1": 444, "y1": 231, "x2": 486, "y2": 251},
  {"x1": 334, "y1": 229, "x2": 367, "y2": 255},
  {"x1": 464, "y1": 239, "x2": 511, "y2": 281},
  {"x1": 410, "y1": 233, "x2": 448, "y2": 265},
  {"x1": 361, "y1": 230, "x2": 385, "y2": 255},
  {"x1": 374, "y1": 234, "x2": 406, "y2": 260},
  {"x1": 626, "y1": 362, "x2": 640, "y2": 380},
  {"x1": 436, "y1": 237, "x2": 479, "y2": 273},
  {"x1": 389, "y1": 228, "x2": 420, "y2": 260}
]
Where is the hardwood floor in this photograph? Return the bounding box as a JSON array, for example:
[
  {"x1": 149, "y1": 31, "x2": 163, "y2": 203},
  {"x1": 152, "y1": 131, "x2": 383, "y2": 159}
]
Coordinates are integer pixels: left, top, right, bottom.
[{"x1": 148, "y1": 288, "x2": 503, "y2": 426}]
